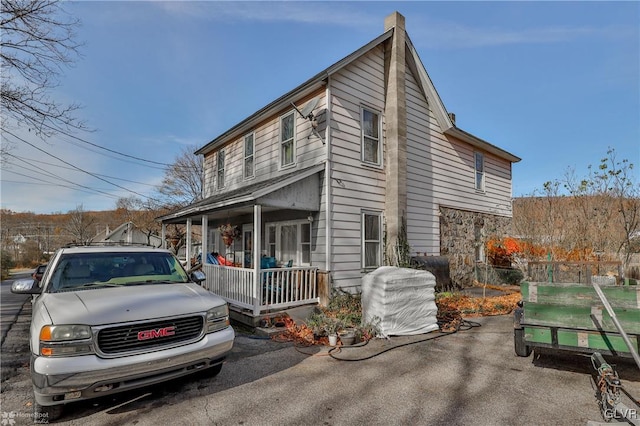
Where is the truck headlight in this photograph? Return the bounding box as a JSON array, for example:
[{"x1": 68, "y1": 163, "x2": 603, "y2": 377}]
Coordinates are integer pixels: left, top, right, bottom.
[
  {"x1": 206, "y1": 305, "x2": 229, "y2": 333},
  {"x1": 39, "y1": 325, "x2": 93, "y2": 357}
]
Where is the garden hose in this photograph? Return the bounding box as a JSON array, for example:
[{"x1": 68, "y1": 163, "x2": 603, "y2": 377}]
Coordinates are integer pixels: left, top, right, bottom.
[{"x1": 327, "y1": 318, "x2": 481, "y2": 361}]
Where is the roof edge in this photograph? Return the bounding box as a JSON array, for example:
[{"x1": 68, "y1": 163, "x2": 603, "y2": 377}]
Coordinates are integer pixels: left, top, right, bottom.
[
  {"x1": 444, "y1": 127, "x2": 521, "y2": 163},
  {"x1": 195, "y1": 29, "x2": 394, "y2": 156}
]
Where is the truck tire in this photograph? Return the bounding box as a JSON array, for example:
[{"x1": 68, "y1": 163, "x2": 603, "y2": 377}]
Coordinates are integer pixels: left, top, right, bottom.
[
  {"x1": 34, "y1": 402, "x2": 63, "y2": 422},
  {"x1": 514, "y1": 328, "x2": 532, "y2": 357}
]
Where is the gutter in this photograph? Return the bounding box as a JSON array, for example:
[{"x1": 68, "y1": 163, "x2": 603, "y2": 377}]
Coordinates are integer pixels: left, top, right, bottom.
[{"x1": 444, "y1": 127, "x2": 521, "y2": 163}]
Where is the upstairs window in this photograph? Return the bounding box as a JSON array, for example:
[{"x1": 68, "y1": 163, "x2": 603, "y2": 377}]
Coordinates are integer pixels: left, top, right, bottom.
[
  {"x1": 361, "y1": 107, "x2": 381, "y2": 165},
  {"x1": 244, "y1": 133, "x2": 255, "y2": 180},
  {"x1": 475, "y1": 152, "x2": 484, "y2": 191},
  {"x1": 280, "y1": 112, "x2": 295, "y2": 167},
  {"x1": 362, "y1": 211, "x2": 382, "y2": 269},
  {"x1": 217, "y1": 149, "x2": 225, "y2": 189}
]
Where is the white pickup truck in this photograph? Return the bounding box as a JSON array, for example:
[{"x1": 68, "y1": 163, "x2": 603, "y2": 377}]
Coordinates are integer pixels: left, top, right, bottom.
[{"x1": 12, "y1": 244, "x2": 235, "y2": 421}]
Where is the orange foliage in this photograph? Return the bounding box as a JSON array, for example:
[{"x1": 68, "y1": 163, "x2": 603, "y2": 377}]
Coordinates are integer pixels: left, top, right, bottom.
[
  {"x1": 487, "y1": 237, "x2": 523, "y2": 267},
  {"x1": 436, "y1": 291, "x2": 521, "y2": 318}
]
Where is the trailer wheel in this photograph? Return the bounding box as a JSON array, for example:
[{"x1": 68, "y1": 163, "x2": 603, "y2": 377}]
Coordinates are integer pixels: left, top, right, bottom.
[{"x1": 514, "y1": 328, "x2": 532, "y2": 357}]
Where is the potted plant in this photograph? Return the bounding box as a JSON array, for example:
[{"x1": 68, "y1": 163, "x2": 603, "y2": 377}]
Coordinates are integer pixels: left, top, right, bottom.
[
  {"x1": 338, "y1": 328, "x2": 357, "y2": 346},
  {"x1": 218, "y1": 224, "x2": 240, "y2": 247},
  {"x1": 324, "y1": 317, "x2": 343, "y2": 346}
]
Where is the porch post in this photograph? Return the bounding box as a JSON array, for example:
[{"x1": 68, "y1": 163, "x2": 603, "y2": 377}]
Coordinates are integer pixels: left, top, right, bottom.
[
  {"x1": 186, "y1": 218, "x2": 192, "y2": 265},
  {"x1": 253, "y1": 204, "x2": 262, "y2": 316},
  {"x1": 161, "y1": 224, "x2": 166, "y2": 249},
  {"x1": 201, "y1": 215, "x2": 209, "y2": 264}
]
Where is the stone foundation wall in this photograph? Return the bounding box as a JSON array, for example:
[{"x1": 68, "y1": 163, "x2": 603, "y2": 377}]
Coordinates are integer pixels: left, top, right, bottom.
[{"x1": 439, "y1": 206, "x2": 512, "y2": 287}]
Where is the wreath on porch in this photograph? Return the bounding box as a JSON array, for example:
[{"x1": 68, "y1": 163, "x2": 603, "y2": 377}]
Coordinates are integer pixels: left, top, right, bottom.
[{"x1": 219, "y1": 224, "x2": 240, "y2": 247}]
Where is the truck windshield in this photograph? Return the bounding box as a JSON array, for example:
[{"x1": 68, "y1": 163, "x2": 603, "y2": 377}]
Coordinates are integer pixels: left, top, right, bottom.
[{"x1": 49, "y1": 252, "x2": 190, "y2": 292}]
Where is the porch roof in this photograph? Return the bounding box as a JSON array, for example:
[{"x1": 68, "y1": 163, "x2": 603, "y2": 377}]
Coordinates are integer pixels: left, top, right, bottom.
[{"x1": 158, "y1": 163, "x2": 324, "y2": 224}]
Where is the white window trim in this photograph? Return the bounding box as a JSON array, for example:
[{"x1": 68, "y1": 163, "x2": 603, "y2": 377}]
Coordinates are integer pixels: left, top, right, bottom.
[
  {"x1": 360, "y1": 105, "x2": 382, "y2": 167},
  {"x1": 279, "y1": 111, "x2": 296, "y2": 169},
  {"x1": 475, "y1": 151, "x2": 485, "y2": 192},
  {"x1": 217, "y1": 148, "x2": 226, "y2": 190},
  {"x1": 361, "y1": 210, "x2": 383, "y2": 270},
  {"x1": 207, "y1": 229, "x2": 224, "y2": 254},
  {"x1": 264, "y1": 219, "x2": 311, "y2": 266},
  {"x1": 243, "y1": 132, "x2": 255, "y2": 180}
]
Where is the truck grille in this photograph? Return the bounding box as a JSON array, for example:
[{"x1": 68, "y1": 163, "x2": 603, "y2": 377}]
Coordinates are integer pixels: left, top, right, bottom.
[{"x1": 97, "y1": 316, "x2": 204, "y2": 355}]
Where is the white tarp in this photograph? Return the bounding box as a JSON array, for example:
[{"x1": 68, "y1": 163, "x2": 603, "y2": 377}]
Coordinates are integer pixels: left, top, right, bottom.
[{"x1": 362, "y1": 266, "x2": 439, "y2": 336}]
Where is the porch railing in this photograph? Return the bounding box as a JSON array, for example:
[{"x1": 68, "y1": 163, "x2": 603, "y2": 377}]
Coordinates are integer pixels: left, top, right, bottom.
[{"x1": 201, "y1": 264, "x2": 319, "y2": 315}]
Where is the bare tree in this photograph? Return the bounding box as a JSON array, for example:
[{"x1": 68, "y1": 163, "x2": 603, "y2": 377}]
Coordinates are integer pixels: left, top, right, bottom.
[
  {"x1": 157, "y1": 144, "x2": 203, "y2": 208},
  {"x1": 65, "y1": 204, "x2": 95, "y2": 244},
  {"x1": 588, "y1": 148, "x2": 639, "y2": 269},
  {"x1": 114, "y1": 196, "x2": 165, "y2": 246},
  {"x1": 514, "y1": 148, "x2": 639, "y2": 272},
  {"x1": 1, "y1": 0, "x2": 87, "y2": 145}
]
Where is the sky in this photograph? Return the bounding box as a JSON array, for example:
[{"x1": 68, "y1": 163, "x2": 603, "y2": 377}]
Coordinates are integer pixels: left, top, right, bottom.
[{"x1": 1, "y1": 1, "x2": 639, "y2": 214}]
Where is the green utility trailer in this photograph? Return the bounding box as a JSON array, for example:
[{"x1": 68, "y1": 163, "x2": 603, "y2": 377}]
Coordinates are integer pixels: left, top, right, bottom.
[{"x1": 514, "y1": 281, "x2": 640, "y2": 358}]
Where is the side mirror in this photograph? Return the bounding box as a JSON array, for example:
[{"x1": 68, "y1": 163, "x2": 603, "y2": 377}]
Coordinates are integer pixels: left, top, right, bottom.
[
  {"x1": 190, "y1": 270, "x2": 206, "y2": 284},
  {"x1": 11, "y1": 279, "x2": 42, "y2": 294}
]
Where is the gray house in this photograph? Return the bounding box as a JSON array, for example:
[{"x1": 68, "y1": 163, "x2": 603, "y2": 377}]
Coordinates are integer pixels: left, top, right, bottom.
[{"x1": 159, "y1": 12, "x2": 520, "y2": 318}]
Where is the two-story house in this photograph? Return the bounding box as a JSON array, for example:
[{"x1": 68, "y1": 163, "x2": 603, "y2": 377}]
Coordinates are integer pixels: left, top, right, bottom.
[{"x1": 159, "y1": 12, "x2": 520, "y2": 319}]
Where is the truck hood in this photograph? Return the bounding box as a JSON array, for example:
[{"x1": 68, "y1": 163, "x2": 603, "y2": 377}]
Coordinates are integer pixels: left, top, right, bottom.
[{"x1": 42, "y1": 283, "x2": 223, "y2": 326}]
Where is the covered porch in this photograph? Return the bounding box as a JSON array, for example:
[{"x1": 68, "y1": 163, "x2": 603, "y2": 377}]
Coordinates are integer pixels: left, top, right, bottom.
[{"x1": 159, "y1": 165, "x2": 327, "y2": 319}]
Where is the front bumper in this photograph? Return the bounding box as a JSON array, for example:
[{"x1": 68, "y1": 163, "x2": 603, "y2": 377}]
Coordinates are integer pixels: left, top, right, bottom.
[{"x1": 31, "y1": 326, "x2": 234, "y2": 406}]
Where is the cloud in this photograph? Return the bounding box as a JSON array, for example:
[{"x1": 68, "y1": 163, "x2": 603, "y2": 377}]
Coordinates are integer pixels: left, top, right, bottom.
[
  {"x1": 410, "y1": 18, "x2": 635, "y2": 49},
  {"x1": 154, "y1": 1, "x2": 379, "y2": 30}
]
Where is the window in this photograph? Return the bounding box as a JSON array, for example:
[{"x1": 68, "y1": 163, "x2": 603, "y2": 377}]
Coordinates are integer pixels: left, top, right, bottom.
[
  {"x1": 242, "y1": 225, "x2": 253, "y2": 268},
  {"x1": 265, "y1": 220, "x2": 311, "y2": 266},
  {"x1": 475, "y1": 152, "x2": 484, "y2": 191},
  {"x1": 207, "y1": 229, "x2": 230, "y2": 255},
  {"x1": 361, "y1": 107, "x2": 381, "y2": 165},
  {"x1": 362, "y1": 211, "x2": 382, "y2": 269},
  {"x1": 280, "y1": 112, "x2": 295, "y2": 167},
  {"x1": 244, "y1": 133, "x2": 254, "y2": 179},
  {"x1": 217, "y1": 149, "x2": 225, "y2": 189},
  {"x1": 474, "y1": 223, "x2": 485, "y2": 262}
]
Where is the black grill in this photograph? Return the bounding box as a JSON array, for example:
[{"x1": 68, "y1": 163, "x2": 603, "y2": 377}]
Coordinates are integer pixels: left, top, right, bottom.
[{"x1": 97, "y1": 316, "x2": 204, "y2": 355}]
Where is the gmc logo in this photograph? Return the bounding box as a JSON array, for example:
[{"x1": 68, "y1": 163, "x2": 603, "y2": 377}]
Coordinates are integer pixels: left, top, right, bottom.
[{"x1": 137, "y1": 326, "x2": 176, "y2": 341}]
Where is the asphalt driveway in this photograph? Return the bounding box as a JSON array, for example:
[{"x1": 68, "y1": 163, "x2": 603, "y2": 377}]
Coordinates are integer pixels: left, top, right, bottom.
[{"x1": 1, "y1": 299, "x2": 639, "y2": 425}]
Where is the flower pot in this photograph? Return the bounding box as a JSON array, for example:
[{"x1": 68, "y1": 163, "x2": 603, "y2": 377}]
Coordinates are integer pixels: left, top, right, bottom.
[
  {"x1": 328, "y1": 334, "x2": 338, "y2": 346},
  {"x1": 338, "y1": 329, "x2": 356, "y2": 346},
  {"x1": 222, "y1": 235, "x2": 233, "y2": 247}
]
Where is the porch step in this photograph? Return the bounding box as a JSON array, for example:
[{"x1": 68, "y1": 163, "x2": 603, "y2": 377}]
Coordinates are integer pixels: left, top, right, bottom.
[{"x1": 229, "y1": 304, "x2": 318, "y2": 330}]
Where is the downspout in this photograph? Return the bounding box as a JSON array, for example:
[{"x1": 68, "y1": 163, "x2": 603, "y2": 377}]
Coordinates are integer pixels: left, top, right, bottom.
[{"x1": 325, "y1": 78, "x2": 332, "y2": 274}]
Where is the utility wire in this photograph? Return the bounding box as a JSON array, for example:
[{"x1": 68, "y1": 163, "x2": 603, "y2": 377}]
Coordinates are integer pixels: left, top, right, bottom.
[
  {"x1": 38, "y1": 121, "x2": 173, "y2": 167},
  {"x1": 38, "y1": 120, "x2": 200, "y2": 173},
  {"x1": 4, "y1": 130, "x2": 163, "y2": 203},
  {"x1": 4, "y1": 168, "x2": 122, "y2": 200},
  {"x1": 5, "y1": 152, "x2": 159, "y2": 187}
]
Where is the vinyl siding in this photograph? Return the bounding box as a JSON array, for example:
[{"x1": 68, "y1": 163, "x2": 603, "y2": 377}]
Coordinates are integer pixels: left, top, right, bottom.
[
  {"x1": 202, "y1": 91, "x2": 327, "y2": 198},
  {"x1": 328, "y1": 45, "x2": 387, "y2": 289},
  {"x1": 405, "y1": 63, "x2": 513, "y2": 256}
]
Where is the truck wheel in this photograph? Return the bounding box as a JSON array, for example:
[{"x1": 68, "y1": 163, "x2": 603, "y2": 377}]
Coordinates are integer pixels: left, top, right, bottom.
[
  {"x1": 34, "y1": 402, "x2": 63, "y2": 422},
  {"x1": 514, "y1": 328, "x2": 532, "y2": 357}
]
